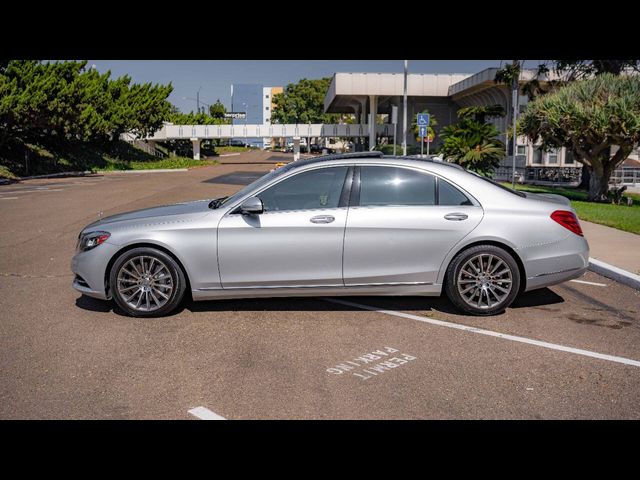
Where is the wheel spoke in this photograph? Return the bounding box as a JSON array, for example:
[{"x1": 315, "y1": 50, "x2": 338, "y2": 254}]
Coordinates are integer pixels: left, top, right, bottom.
[
  {"x1": 149, "y1": 290, "x2": 161, "y2": 307},
  {"x1": 460, "y1": 284, "x2": 476, "y2": 295},
  {"x1": 153, "y1": 287, "x2": 169, "y2": 300},
  {"x1": 129, "y1": 260, "x2": 143, "y2": 278},
  {"x1": 493, "y1": 268, "x2": 510, "y2": 277},
  {"x1": 120, "y1": 284, "x2": 139, "y2": 293},
  {"x1": 488, "y1": 259, "x2": 503, "y2": 275},
  {"x1": 125, "y1": 288, "x2": 140, "y2": 303},
  {"x1": 122, "y1": 268, "x2": 140, "y2": 279}
]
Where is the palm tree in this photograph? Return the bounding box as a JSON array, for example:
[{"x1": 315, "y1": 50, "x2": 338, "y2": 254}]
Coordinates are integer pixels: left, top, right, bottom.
[
  {"x1": 457, "y1": 105, "x2": 505, "y2": 123},
  {"x1": 440, "y1": 118, "x2": 505, "y2": 175}
]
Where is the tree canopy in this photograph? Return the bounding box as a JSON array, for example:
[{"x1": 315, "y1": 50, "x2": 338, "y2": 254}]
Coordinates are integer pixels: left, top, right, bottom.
[
  {"x1": 520, "y1": 73, "x2": 640, "y2": 201},
  {"x1": 439, "y1": 107, "x2": 506, "y2": 175},
  {"x1": 0, "y1": 60, "x2": 174, "y2": 147},
  {"x1": 271, "y1": 77, "x2": 340, "y2": 124},
  {"x1": 208, "y1": 99, "x2": 227, "y2": 119}
]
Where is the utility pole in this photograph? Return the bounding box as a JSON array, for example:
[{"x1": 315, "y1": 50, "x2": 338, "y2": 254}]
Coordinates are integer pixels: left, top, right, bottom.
[
  {"x1": 402, "y1": 60, "x2": 408, "y2": 156},
  {"x1": 511, "y1": 60, "x2": 519, "y2": 189},
  {"x1": 197, "y1": 86, "x2": 202, "y2": 114}
]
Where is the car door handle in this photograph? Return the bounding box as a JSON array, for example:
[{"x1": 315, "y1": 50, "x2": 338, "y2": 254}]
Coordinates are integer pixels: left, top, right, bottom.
[
  {"x1": 444, "y1": 213, "x2": 468, "y2": 221},
  {"x1": 310, "y1": 215, "x2": 335, "y2": 224}
]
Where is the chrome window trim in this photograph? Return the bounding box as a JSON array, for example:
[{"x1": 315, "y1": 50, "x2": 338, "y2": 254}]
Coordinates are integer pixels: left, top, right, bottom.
[{"x1": 222, "y1": 164, "x2": 354, "y2": 217}]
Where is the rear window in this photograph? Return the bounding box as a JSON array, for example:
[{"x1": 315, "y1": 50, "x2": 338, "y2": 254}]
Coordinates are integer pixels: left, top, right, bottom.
[
  {"x1": 359, "y1": 166, "x2": 436, "y2": 206},
  {"x1": 438, "y1": 179, "x2": 473, "y2": 206}
]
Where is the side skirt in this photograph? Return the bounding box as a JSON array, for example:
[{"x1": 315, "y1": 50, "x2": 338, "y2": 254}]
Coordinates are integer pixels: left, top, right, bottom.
[{"x1": 191, "y1": 283, "x2": 442, "y2": 301}]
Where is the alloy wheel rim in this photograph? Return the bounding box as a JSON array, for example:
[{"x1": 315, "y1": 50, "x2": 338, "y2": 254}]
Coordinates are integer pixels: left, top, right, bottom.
[
  {"x1": 457, "y1": 254, "x2": 512, "y2": 310},
  {"x1": 117, "y1": 256, "x2": 173, "y2": 312}
]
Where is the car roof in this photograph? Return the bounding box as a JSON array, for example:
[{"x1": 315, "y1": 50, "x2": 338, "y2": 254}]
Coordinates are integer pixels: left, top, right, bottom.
[{"x1": 280, "y1": 152, "x2": 466, "y2": 176}]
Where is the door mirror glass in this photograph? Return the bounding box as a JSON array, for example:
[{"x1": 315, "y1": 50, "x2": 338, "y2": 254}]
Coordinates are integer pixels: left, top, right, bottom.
[{"x1": 239, "y1": 197, "x2": 264, "y2": 215}]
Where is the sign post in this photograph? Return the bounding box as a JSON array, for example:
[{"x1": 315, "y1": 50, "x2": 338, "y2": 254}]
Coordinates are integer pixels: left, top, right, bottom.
[
  {"x1": 418, "y1": 126, "x2": 427, "y2": 157},
  {"x1": 391, "y1": 106, "x2": 398, "y2": 156},
  {"x1": 417, "y1": 113, "x2": 430, "y2": 158}
]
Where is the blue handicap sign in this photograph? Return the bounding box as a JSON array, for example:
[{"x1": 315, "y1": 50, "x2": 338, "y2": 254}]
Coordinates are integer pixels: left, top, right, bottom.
[
  {"x1": 418, "y1": 126, "x2": 428, "y2": 138},
  {"x1": 417, "y1": 113, "x2": 430, "y2": 126}
]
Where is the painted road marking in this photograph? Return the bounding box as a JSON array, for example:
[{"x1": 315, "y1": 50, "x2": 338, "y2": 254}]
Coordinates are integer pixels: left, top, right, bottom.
[
  {"x1": 323, "y1": 298, "x2": 640, "y2": 368},
  {"x1": 0, "y1": 197, "x2": 18, "y2": 200},
  {"x1": 0, "y1": 188, "x2": 64, "y2": 194},
  {"x1": 188, "y1": 406, "x2": 226, "y2": 420},
  {"x1": 570, "y1": 279, "x2": 608, "y2": 287},
  {"x1": 327, "y1": 346, "x2": 418, "y2": 381}
]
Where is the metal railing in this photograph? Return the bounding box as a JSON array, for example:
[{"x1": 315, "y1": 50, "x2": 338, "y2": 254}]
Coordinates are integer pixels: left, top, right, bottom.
[{"x1": 611, "y1": 168, "x2": 640, "y2": 186}]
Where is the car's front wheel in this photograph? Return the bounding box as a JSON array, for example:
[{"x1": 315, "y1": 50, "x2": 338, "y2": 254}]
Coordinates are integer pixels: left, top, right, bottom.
[
  {"x1": 444, "y1": 245, "x2": 520, "y2": 316},
  {"x1": 109, "y1": 247, "x2": 186, "y2": 317}
]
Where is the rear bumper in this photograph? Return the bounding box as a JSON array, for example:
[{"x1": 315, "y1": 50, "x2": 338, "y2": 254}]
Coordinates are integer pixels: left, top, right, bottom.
[{"x1": 521, "y1": 234, "x2": 590, "y2": 291}]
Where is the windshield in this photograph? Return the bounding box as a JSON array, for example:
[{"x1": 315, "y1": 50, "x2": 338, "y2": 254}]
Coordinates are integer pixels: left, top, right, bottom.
[
  {"x1": 468, "y1": 171, "x2": 526, "y2": 198},
  {"x1": 210, "y1": 164, "x2": 295, "y2": 209}
]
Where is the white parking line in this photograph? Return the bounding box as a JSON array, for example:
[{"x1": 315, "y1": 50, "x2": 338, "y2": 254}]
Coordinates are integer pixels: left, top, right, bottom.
[
  {"x1": 0, "y1": 197, "x2": 18, "y2": 200},
  {"x1": 0, "y1": 188, "x2": 63, "y2": 194},
  {"x1": 188, "y1": 406, "x2": 226, "y2": 420},
  {"x1": 322, "y1": 298, "x2": 640, "y2": 368},
  {"x1": 570, "y1": 279, "x2": 608, "y2": 287}
]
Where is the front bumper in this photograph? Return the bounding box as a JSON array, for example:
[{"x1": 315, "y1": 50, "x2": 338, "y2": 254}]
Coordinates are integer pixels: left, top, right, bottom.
[{"x1": 71, "y1": 241, "x2": 120, "y2": 300}]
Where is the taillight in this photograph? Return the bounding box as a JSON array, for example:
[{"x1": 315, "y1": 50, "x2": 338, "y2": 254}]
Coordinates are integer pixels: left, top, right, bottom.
[{"x1": 550, "y1": 210, "x2": 583, "y2": 237}]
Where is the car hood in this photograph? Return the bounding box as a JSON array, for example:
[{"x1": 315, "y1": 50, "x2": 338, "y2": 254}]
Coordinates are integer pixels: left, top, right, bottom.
[
  {"x1": 84, "y1": 199, "x2": 212, "y2": 230},
  {"x1": 524, "y1": 192, "x2": 571, "y2": 207}
]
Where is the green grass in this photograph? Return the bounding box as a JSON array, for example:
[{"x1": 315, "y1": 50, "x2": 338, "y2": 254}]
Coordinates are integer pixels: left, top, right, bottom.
[
  {"x1": 215, "y1": 145, "x2": 254, "y2": 154},
  {"x1": 97, "y1": 156, "x2": 219, "y2": 171},
  {"x1": 501, "y1": 182, "x2": 640, "y2": 235},
  {"x1": 0, "y1": 140, "x2": 218, "y2": 178},
  {"x1": 0, "y1": 165, "x2": 18, "y2": 180}
]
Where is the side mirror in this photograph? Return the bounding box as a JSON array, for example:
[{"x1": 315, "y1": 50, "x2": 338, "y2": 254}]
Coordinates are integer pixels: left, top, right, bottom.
[{"x1": 239, "y1": 197, "x2": 264, "y2": 215}]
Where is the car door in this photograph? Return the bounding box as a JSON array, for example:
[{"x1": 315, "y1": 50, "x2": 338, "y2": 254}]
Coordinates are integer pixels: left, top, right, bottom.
[
  {"x1": 217, "y1": 165, "x2": 351, "y2": 289},
  {"x1": 343, "y1": 165, "x2": 483, "y2": 286}
]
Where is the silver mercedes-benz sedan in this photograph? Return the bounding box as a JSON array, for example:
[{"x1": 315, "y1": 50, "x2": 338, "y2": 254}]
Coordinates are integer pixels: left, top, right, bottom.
[{"x1": 71, "y1": 152, "x2": 589, "y2": 317}]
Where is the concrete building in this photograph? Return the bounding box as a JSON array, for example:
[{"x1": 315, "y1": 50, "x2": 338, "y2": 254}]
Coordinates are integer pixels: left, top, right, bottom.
[
  {"x1": 323, "y1": 68, "x2": 583, "y2": 185},
  {"x1": 231, "y1": 83, "x2": 282, "y2": 148}
]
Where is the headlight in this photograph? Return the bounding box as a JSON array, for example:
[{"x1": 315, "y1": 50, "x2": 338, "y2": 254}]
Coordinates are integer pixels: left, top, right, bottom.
[{"x1": 77, "y1": 231, "x2": 110, "y2": 252}]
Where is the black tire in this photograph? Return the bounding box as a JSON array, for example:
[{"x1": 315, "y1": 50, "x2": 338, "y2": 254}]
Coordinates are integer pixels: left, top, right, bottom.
[
  {"x1": 444, "y1": 245, "x2": 521, "y2": 316},
  {"x1": 109, "y1": 247, "x2": 186, "y2": 318}
]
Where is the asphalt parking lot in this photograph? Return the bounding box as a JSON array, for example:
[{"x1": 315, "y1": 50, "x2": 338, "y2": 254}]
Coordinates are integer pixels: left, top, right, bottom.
[{"x1": 1, "y1": 153, "x2": 639, "y2": 419}]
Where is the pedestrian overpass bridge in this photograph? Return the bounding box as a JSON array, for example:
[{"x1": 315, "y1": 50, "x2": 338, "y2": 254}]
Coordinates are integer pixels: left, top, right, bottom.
[{"x1": 137, "y1": 123, "x2": 396, "y2": 159}]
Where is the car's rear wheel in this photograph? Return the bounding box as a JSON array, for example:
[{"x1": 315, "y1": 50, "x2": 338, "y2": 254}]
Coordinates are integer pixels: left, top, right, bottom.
[
  {"x1": 444, "y1": 245, "x2": 520, "y2": 316},
  {"x1": 109, "y1": 247, "x2": 186, "y2": 317}
]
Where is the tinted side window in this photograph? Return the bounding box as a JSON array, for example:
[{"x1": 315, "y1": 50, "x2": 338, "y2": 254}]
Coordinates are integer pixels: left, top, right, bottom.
[
  {"x1": 258, "y1": 166, "x2": 348, "y2": 212},
  {"x1": 359, "y1": 166, "x2": 435, "y2": 206},
  {"x1": 438, "y1": 179, "x2": 473, "y2": 206}
]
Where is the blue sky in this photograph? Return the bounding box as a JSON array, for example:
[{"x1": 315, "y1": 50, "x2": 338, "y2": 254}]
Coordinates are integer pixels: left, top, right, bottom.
[{"x1": 86, "y1": 60, "x2": 543, "y2": 113}]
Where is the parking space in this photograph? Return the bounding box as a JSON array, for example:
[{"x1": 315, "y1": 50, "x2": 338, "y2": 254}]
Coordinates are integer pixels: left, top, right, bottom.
[{"x1": 1, "y1": 159, "x2": 639, "y2": 419}]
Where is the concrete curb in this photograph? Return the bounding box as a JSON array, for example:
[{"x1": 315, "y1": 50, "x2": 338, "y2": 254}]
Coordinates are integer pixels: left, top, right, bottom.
[
  {"x1": 98, "y1": 168, "x2": 188, "y2": 174},
  {"x1": 3, "y1": 168, "x2": 192, "y2": 182},
  {"x1": 13, "y1": 171, "x2": 94, "y2": 181},
  {"x1": 588, "y1": 257, "x2": 640, "y2": 290}
]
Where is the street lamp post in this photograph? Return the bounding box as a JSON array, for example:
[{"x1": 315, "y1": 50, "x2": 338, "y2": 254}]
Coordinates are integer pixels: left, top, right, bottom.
[
  {"x1": 182, "y1": 96, "x2": 211, "y2": 112},
  {"x1": 402, "y1": 60, "x2": 408, "y2": 156},
  {"x1": 242, "y1": 102, "x2": 249, "y2": 147},
  {"x1": 511, "y1": 60, "x2": 520, "y2": 189}
]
